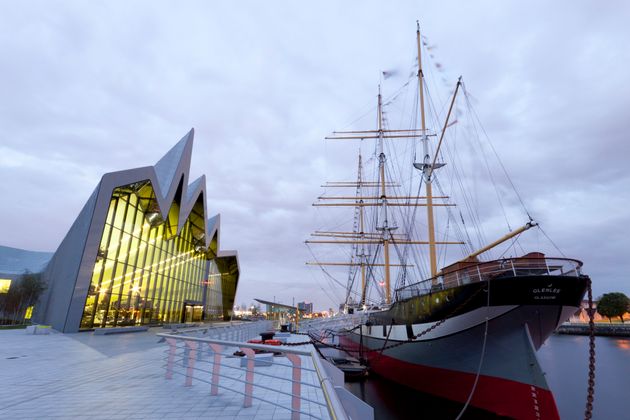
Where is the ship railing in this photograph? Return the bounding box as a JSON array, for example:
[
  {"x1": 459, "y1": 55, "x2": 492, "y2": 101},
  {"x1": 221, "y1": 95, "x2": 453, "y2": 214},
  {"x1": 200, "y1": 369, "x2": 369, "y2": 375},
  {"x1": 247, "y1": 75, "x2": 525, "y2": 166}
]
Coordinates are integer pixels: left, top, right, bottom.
[
  {"x1": 395, "y1": 257, "x2": 583, "y2": 301},
  {"x1": 298, "y1": 313, "x2": 366, "y2": 335},
  {"x1": 156, "y1": 330, "x2": 372, "y2": 420}
]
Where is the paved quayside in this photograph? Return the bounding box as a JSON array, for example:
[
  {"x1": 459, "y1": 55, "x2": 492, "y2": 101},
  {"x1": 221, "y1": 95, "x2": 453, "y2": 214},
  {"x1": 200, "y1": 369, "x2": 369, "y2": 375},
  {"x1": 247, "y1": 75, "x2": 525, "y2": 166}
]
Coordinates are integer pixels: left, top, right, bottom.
[{"x1": 0, "y1": 322, "x2": 368, "y2": 420}]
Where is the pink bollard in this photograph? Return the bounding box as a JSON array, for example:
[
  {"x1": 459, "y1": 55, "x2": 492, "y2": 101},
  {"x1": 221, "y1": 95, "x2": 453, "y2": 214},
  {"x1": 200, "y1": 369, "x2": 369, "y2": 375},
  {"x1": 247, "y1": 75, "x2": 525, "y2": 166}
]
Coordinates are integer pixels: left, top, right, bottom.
[
  {"x1": 286, "y1": 353, "x2": 302, "y2": 420},
  {"x1": 165, "y1": 338, "x2": 177, "y2": 379},
  {"x1": 240, "y1": 347, "x2": 256, "y2": 407},
  {"x1": 208, "y1": 343, "x2": 224, "y2": 396},
  {"x1": 184, "y1": 340, "x2": 198, "y2": 387}
]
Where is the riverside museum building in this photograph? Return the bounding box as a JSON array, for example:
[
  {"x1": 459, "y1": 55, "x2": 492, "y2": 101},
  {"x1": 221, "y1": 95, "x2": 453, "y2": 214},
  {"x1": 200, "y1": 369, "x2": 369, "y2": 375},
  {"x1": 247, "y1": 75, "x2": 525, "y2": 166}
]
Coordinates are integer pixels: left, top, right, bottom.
[{"x1": 0, "y1": 130, "x2": 239, "y2": 333}]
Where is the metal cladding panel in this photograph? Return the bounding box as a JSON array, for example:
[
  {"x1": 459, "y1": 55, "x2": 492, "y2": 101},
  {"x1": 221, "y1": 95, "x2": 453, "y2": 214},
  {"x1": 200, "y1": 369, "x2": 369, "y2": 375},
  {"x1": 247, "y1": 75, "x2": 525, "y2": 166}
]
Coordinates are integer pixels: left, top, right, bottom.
[
  {"x1": 63, "y1": 167, "x2": 155, "y2": 332},
  {"x1": 37, "y1": 186, "x2": 99, "y2": 331},
  {"x1": 0, "y1": 245, "x2": 53, "y2": 275},
  {"x1": 216, "y1": 251, "x2": 239, "y2": 320}
]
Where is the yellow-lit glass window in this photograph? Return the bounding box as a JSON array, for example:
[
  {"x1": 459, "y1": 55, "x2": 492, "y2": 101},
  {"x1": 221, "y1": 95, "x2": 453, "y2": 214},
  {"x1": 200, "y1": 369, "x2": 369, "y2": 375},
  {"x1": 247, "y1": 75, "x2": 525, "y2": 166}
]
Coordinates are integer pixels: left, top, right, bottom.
[
  {"x1": 24, "y1": 306, "x2": 34, "y2": 320},
  {"x1": 113, "y1": 198, "x2": 127, "y2": 228},
  {"x1": 0, "y1": 279, "x2": 11, "y2": 294}
]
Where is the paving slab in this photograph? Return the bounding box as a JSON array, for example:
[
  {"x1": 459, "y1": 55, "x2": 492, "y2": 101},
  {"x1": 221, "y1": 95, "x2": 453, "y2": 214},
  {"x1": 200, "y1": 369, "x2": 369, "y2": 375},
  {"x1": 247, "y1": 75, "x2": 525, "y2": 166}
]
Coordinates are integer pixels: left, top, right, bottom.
[{"x1": 0, "y1": 328, "x2": 331, "y2": 420}]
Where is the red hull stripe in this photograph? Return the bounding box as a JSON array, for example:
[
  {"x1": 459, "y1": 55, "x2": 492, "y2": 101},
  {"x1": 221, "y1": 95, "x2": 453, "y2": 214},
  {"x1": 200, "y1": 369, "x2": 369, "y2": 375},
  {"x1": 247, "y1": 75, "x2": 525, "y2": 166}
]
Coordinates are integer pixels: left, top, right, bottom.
[{"x1": 367, "y1": 351, "x2": 559, "y2": 419}]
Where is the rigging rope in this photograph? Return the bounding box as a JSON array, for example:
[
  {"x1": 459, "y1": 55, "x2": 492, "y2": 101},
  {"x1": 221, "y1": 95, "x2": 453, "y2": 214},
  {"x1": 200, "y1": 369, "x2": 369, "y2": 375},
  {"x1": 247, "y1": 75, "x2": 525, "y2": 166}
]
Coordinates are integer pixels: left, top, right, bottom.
[
  {"x1": 461, "y1": 82, "x2": 532, "y2": 221},
  {"x1": 455, "y1": 279, "x2": 491, "y2": 420},
  {"x1": 536, "y1": 224, "x2": 567, "y2": 258}
]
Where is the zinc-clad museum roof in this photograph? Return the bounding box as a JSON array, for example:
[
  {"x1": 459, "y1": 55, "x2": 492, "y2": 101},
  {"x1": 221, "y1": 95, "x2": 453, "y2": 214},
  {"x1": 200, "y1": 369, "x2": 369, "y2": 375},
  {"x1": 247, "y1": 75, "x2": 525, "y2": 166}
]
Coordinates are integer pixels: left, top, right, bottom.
[{"x1": 0, "y1": 245, "x2": 53, "y2": 275}]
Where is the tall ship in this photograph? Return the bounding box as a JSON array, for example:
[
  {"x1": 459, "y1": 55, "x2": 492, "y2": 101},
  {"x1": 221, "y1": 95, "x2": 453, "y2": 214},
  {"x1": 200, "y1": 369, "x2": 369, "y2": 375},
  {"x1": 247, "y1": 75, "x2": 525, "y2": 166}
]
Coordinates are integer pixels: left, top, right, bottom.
[{"x1": 306, "y1": 23, "x2": 589, "y2": 419}]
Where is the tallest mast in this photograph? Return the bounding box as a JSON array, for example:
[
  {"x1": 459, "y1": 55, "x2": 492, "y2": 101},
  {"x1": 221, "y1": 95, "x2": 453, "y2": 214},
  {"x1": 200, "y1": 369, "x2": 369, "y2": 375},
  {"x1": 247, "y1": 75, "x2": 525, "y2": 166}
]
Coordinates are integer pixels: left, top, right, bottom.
[{"x1": 416, "y1": 22, "x2": 439, "y2": 279}]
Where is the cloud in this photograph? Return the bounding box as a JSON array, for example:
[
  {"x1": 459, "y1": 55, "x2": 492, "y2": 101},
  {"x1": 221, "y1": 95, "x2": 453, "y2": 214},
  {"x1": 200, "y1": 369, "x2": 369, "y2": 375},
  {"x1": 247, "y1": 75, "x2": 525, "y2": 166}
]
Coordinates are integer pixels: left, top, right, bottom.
[{"x1": 1, "y1": 1, "x2": 628, "y2": 308}]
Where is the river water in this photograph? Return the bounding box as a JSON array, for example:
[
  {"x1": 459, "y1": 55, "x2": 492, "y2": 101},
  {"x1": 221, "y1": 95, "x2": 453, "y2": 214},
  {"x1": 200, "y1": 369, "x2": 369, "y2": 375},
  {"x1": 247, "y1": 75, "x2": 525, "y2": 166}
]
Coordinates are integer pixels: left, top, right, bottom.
[{"x1": 340, "y1": 335, "x2": 630, "y2": 419}]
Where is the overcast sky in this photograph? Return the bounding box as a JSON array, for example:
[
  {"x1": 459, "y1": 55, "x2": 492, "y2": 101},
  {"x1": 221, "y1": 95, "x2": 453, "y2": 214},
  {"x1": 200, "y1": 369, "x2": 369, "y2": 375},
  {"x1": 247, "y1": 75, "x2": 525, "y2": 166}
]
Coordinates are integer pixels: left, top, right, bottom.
[{"x1": 1, "y1": 1, "x2": 629, "y2": 310}]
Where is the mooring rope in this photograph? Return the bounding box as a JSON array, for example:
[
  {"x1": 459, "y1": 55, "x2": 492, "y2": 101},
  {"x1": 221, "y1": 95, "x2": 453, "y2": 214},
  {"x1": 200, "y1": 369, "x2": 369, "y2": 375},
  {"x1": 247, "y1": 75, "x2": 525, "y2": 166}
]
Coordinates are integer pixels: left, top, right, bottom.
[{"x1": 455, "y1": 279, "x2": 490, "y2": 419}]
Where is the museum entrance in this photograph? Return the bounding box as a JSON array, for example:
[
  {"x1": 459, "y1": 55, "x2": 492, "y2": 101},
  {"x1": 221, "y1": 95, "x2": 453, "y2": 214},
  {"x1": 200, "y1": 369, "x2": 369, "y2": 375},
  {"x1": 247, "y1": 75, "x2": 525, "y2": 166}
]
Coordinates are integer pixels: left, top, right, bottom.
[{"x1": 182, "y1": 302, "x2": 203, "y2": 323}]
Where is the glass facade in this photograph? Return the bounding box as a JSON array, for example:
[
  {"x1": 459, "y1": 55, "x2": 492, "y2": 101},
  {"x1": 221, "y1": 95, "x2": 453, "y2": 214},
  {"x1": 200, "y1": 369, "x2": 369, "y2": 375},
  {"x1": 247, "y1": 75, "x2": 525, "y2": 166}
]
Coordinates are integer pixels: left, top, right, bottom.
[
  {"x1": 79, "y1": 180, "x2": 227, "y2": 329},
  {"x1": 0, "y1": 279, "x2": 11, "y2": 294}
]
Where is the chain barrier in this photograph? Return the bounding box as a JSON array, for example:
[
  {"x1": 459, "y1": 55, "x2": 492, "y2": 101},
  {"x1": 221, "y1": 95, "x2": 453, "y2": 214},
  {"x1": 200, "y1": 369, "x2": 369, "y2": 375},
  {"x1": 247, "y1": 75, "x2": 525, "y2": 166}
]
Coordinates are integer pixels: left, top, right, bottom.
[
  {"x1": 584, "y1": 278, "x2": 596, "y2": 419},
  {"x1": 294, "y1": 285, "x2": 486, "y2": 357},
  {"x1": 279, "y1": 286, "x2": 483, "y2": 358},
  {"x1": 369, "y1": 285, "x2": 486, "y2": 356}
]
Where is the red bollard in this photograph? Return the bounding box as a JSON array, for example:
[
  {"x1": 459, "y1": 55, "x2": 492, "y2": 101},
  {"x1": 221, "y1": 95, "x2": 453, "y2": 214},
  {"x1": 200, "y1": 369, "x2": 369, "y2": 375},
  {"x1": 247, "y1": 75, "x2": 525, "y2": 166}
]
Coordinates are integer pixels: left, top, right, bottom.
[
  {"x1": 184, "y1": 340, "x2": 198, "y2": 387},
  {"x1": 208, "y1": 343, "x2": 223, "y2": 396},
  {"x1": 286, "y1": 353, "x2": 302, "y2": 420},
  {"x1": 240, "y1": 347, "x2": 256, "y2": 407}
]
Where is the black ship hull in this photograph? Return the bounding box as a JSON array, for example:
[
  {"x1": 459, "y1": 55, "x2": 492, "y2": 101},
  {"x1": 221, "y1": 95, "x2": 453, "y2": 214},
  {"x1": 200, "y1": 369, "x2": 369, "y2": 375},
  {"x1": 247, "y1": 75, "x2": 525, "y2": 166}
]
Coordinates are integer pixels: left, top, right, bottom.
[{"x1": 340, "y1": 267, "x2": 589, "y2": 419}]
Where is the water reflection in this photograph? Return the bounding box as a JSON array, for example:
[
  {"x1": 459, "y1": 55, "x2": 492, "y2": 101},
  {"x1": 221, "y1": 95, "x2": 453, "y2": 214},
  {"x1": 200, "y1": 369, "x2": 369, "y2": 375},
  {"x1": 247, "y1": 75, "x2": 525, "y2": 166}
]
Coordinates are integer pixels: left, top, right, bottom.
[
  {"x1": 326, "y1": 335, "x2": 630, "y2": 419},
  {"x1": 614, "y1": 338, "x2": 630, "y2": 351},
  {"x1": 538, "y1": 334, "x2": 630, "y2": 419}
]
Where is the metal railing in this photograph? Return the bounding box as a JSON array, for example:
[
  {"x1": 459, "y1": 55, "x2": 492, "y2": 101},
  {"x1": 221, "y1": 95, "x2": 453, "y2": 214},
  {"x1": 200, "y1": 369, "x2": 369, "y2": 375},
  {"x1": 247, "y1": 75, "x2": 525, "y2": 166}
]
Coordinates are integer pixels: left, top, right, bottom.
[
  {"x1": 298, "y1": 314, "x2": 366, "y2": 337},
  {"x1": 166, "y1": 320, "x2": 273, "y2": 340},
  {"x1": 157, "y1": 327, "x2": 352, "y2": 420},
  {"x1": 395, "y1": 257, "x2": 583, "y2": 301}
]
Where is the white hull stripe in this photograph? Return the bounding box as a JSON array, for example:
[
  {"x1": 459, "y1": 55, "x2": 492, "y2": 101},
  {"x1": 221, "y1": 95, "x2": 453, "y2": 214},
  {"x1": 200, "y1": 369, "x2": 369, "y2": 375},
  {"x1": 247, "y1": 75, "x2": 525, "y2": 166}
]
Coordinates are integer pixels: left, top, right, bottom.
[{"x1": 360, "y1": 305, "x2": 518, "y2": 341}]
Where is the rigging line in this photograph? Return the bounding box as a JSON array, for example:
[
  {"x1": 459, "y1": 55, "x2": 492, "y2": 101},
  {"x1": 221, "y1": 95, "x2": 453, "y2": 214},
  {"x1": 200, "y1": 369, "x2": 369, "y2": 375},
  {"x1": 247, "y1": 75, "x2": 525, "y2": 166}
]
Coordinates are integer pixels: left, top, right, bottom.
[
  {"x1": 461, "y1": 86, "x2": 512, "y2": 232},
  {"x1": 339, "y1": 101, "x2": 378, "y2": 132},
  {"x1": 306, "y1": 244, "x2": 351, "y2": 302},
  {"x1": 432, "y1": 92, "x2": 486, "y2": 249},
  {"x1": 308, "y1": 269, "x2": 342, "y2": 307},
  {"x1": 435, "y1": 120, "x2": 477, "y2": 258},
  {"x1": 365, "y1": 244, "x2": 385, "y2": 302},
  {"x1": 346, "y1": 267, "x2": 361, "y2": 305},
  {"x1": 426, "y1": 82, "x2": 489, "y2": 253},
  {"x1": 462, "y1": 82, "x2": 532, "y2": 220},
  {"x1": 433, "y1": 176, "x2": 475, "y2": 255},
  {"x1": 430, "y1": 173, "x2": 469, "y2": 249},
  {"x1": 440, "y1": 122, "x2": 489, "y2": 256},
  {"x1": 496, "y1": 234, "x2": 523, "y2": 259},
  {"x1": 438, "y1": 216, "x2": 451, "y2": 269},
  {"x1": 405, "y1": 180, "x2": 428, "y2": 282},
  {"x1": 306, "y1": 264, "x2": 343, "y2": 307},
  {"x1": 455, "y1": 278, "x2": 491, "y2": 420},
  {"x1": 441, "y1": 120, "x2": 486, "y2": 247},
  {"x1": 410, "y1": 179, "x2": 429, "y2": 281},
  {"x1": 536, "y1": 224, "x2": 567, "y2": 258},
  {"x1": 435, "y1": 179, "x2": 467, "y2": 255}
]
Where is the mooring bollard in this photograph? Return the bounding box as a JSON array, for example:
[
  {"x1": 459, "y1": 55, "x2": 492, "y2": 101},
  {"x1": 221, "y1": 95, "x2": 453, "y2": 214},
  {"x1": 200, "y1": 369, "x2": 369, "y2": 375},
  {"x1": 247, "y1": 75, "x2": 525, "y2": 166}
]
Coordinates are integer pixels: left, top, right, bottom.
[
  {"x1": 240, "y1": 347, "x2": 256, "y2": 407},
  {"x1": 286, "y1": 353, "x2": 302, "y2": 420},
  {"x1": 184, "y1": 340, "x2": 198, "y2": 387},
  {"x1": 208, "y1": 343, "x2": 223, "y2": 396},
  {"x1": 165, "y1": 338, "x2": 177, "y2": 380}
]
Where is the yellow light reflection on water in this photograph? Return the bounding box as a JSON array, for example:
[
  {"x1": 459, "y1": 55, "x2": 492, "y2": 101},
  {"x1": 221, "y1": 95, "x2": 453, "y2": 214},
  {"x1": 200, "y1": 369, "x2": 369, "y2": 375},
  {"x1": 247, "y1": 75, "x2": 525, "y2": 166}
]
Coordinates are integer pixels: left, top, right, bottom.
[{"x1": 615, "y1": 339, "x2": 630, "y2": 351}]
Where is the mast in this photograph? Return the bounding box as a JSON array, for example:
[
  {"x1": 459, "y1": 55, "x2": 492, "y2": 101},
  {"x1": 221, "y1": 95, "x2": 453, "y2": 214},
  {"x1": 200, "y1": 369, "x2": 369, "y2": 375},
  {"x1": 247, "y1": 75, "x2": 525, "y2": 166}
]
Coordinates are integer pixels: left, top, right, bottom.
[
  {"x1": 307, "y1": 71, "x2": 465, "y2": 306},
  {"x1": 355, "y1": 153, "x2": 367, "y2": 306},
  {"x1": 376, "y1": 85, "x2": 394, "y2": 304},
  {"x1": 416, "y1": 21, "x2": 439, "y2": 280}
]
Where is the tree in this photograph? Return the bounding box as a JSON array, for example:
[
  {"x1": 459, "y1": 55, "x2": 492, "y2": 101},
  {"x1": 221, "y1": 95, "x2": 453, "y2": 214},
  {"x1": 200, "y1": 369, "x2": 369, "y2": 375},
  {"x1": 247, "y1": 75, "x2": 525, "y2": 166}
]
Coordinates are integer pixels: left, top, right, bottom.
[
  {"x1": 1, "y1": 271, "x2": 46, "y2": 325},
  {"x1": 597, "y1": 292, "x2": 630, "y2": 323},
  {"x1": 250, "y1": 303, "x2": 261, "y2": 316}
]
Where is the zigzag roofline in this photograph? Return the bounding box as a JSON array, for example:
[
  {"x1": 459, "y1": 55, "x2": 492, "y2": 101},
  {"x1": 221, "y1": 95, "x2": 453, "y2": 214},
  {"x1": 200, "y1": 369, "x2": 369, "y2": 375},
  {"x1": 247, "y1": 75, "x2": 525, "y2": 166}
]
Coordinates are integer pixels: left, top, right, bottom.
[
  {"x1": 34, "y1": 129, "x2": 239, "y2": 333},
  {"x1": 97, "y1": 128, "x2": 221, "y2": 252}
]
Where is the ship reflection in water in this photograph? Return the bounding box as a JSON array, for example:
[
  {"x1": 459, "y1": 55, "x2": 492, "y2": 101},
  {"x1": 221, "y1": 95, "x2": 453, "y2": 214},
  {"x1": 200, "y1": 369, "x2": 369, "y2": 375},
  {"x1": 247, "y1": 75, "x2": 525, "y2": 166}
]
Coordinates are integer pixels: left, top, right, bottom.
[
  {"x1": 328, "y1": 335, "x2": 630, "y2": 419},
  {"x1": 344, "y1": 375, "x2": 505, "y2": 419}
]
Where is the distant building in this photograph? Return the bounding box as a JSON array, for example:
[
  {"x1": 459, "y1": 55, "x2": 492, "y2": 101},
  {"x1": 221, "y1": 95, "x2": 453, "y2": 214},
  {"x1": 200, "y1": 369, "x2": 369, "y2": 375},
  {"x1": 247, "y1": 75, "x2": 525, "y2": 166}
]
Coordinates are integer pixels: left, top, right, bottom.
[
  {"x1": 297, "y1": 301, "x2": 313, "y2": 314},
  {"x1": 0, "y1": 130, "x2": 239, "y2": 332},
  {"x1": 569, "y1": 300, "x2": 602, "y2": 323},
  {"x1": 569, "y1": 299, "x2": 630, "y2": 323}
]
